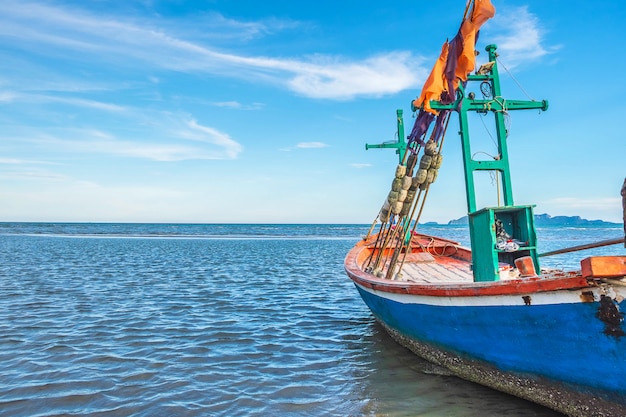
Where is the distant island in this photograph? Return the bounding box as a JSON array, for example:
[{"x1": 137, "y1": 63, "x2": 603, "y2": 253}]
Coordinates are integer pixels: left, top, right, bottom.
[{"x1": 432, "y1": 213, "x2": 622, "y2": 227}]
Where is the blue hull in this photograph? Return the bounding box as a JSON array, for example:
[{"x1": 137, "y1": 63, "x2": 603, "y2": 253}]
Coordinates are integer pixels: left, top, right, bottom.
[{"x1": 355, "y1": 284, "x2": 626, "y2": 415}]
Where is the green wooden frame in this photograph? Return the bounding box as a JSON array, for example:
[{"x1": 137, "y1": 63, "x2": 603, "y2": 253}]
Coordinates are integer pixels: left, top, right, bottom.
[{"x1": 366, "y1": 44, "x2": 548, "y2": 281}]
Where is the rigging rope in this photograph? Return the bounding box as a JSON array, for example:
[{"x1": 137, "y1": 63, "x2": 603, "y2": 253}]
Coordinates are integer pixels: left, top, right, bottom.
[
  {"x1": 389, "y1": 114, "x2": 451, "y2": 279},
  {"x1": 496, "y1": 57, "x2": 535, "y2": 101}
]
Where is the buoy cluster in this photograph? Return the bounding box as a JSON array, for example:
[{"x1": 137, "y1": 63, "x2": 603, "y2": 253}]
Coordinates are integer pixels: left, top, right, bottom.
[{"x1": 379, "y1": 140, "x2": 443, "y2": 223}]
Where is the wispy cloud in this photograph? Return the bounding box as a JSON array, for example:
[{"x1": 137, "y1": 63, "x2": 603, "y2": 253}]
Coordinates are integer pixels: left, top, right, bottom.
[
  {"x1": 0, "y1": 92, "x2": 18, "y2": 102},
  {"x1": 0, "y1": 168, "x2": 70, "y2": 181},
  {"x1": 490, "y1": 6, "x2": 558, "y2": 68},
  {"x1": 0, "y1": 1, "x2": 425, "y2": 100},
  {"x1": 210, "y1": 101, "x2": 265, "y2": 110},
  {"x1": 28, "y1": 94, "x2": 128, "y2": 112},
  {"x1": 286, "y1": 52, "x2": 424, "y2": 99},
  {"x1": 5, "y1": 115, "x2": 243, "y2": 162},
  {"x1": 0, "y1": 1, "x2": 556, "y2": 169},
  {"x1": 350, "y1": 163, "x2": 372, "y2": 168},
  {"x1": 296, "y1": 142, "x2": 329, "y2": 149},
  {"x1": 0, "y1": 158, "x2": 29, "y2": 164},
  {"x1": 191, "y1": 12, "x2": 303, "y2": 41},
  {"x1": 278, "y1": 141, "x2": 330, "y2": 152},
  {"x1": 180, "y1": 119, "x2": 243, "y2": 159},
  {"x1": 0, "y1": 157, "x2": 58, "y2": 165},
  {"x1": 0, "y1": 2, "x2": 556, "y2": 103}
]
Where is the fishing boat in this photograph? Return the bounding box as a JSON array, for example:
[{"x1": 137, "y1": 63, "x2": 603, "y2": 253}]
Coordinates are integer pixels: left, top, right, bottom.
[{"x1": 344, "y1": 1, "x2": 626, "y2": 416}]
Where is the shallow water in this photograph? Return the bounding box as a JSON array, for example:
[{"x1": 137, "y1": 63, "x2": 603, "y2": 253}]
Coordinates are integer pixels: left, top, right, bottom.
[{"x1": 0, "y1": 223, "x2": 622, "y2": 416}]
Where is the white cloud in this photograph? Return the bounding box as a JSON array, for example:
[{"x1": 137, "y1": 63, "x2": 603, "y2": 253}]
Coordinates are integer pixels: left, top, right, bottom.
[
  {"x1": 0, "y1": 1, "x2": 426, "y2": 100},
  {"x1": 489, "y1": 6, "x2": 558, "y2": 68},
  {"x1": 0, "y1": 158, "x2": 30, "y2": 164},
  {"x1": 181, "y1": 119, "x2": 243, "y2": 159},
  {"x1": 0, "y1": 168, "x2": 70, "y2": 181},
  {"x1": 210, "y1": 101, "x2": 265, "y2": 110},
  {"x1": 193, "y1": 12, "x2": 302, "y2": 41},
  {"x1": 286, "y1": 52, "x2": 424, "y2": 99},
  {"x1": 5, "y1": 115, "x2": 243, "y2": 162},
  {"x1": 0, "y1": 92, "x2": 17, "y2": 102},
  {"x1": 38, "y1": 94, "x2": 127, "y2": 112},
  {"x1": 296, "y1": 142, "x2": 329, "y2": 149},
  {"x1": 0, "y1": 157, "x2": 57, "y2": 165}
]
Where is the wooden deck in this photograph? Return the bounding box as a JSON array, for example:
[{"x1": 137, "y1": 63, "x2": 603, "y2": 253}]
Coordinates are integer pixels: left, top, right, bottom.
[{"x1": 398, "y1": 253, "x2": 475, "y2": 283}]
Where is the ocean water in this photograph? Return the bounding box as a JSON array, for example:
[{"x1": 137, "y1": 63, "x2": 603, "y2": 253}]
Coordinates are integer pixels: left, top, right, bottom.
[{"x1": 0, "y1": 222, "x2": 623, "y2": 417}]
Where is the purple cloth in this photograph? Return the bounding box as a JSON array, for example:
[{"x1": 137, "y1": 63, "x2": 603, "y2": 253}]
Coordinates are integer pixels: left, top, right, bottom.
[
  {"x1": 443, "y1": 33, "x2": 462, "y2": 104},
  {"x1": 432, "y1": 110, "x2": 450, "y2": 142},
  {"x1": 407, "y1": 110, "x2": 435, "y2": 150},
  {"x1": 407, "y1": 109, "x2": 450, "y2": 151},
  {"x1": 408, "y1": 22, "x2": 483, "y2": 150}
]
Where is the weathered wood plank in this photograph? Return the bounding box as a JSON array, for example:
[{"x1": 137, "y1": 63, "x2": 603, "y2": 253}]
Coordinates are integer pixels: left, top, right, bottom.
[{"x1": 400, "y1": 257, "x2": 474, "y2": 283}]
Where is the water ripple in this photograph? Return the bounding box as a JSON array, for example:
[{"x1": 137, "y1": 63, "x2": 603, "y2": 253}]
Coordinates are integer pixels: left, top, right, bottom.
[{"x1": 0, "y1": 224, "x2": 567, "y2": 416}]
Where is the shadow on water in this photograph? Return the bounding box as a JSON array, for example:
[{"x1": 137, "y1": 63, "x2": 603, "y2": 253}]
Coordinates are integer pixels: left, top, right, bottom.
[{"x1": 349, "y1": 320, "x2": 563, "y2": 417}]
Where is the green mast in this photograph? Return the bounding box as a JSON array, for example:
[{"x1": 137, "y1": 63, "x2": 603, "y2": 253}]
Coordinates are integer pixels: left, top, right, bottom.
[
  {"x1": 366, "y1": 44, "x2": 549, "y2": 281},
  {"x1": 365, "y1": 109, "x2": 407, "y2": 163},
  {"x1": 427, "y1": 44, "x2": 548, "y2": 212},
  {"x1": 427, "y1": 44, "x2": 548, "y2": 281}
]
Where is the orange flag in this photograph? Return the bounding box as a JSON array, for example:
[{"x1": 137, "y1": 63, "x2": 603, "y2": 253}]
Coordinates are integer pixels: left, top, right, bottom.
[
  {"x1": 472, "y1": 0, "x2": 496, "y2": 28},
  {"x1": 413, "y1": 41, "x2": 449, "y2": 115},
  {"x1": 454, "y1": 0, "x2": 495, "y2": 83},
  {"x1": 413, "y1": 0, "x2": 495, "y2": 113}
]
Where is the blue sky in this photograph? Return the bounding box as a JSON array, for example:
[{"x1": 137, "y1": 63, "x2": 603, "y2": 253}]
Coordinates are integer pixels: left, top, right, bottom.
[{"x1": 0, "y1": 0, "x2": 624, "y2": 224}]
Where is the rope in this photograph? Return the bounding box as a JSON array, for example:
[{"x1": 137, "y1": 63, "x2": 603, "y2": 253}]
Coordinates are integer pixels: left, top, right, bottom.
[
  {"x1": 370, "y1": 107, "x2": 454, "y2": 280},
  {"x1": 364, "y1": 215, "x2": 378, "y2": 240},
  {"x1": 471, "y1": 151, "x2": 502, "y2": 205},
  {"x1": 482, "y1": 96, "x2": 507, "y2": 113},
  {"x1": 462, "y1": 0, "x2": 474, "y2": 21},
  {"x1": 392, "y1": 115, "x2": 451, "y2": 278},
  {"x1": 478, "y1": 114, "x2": 497, "y2": 147},
  {"x1": 364, "y1": 220, "x2": 387, "y2": 271},
  {"x1": 497, "y1": 57, "x2": 535, "y2": 101}
]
